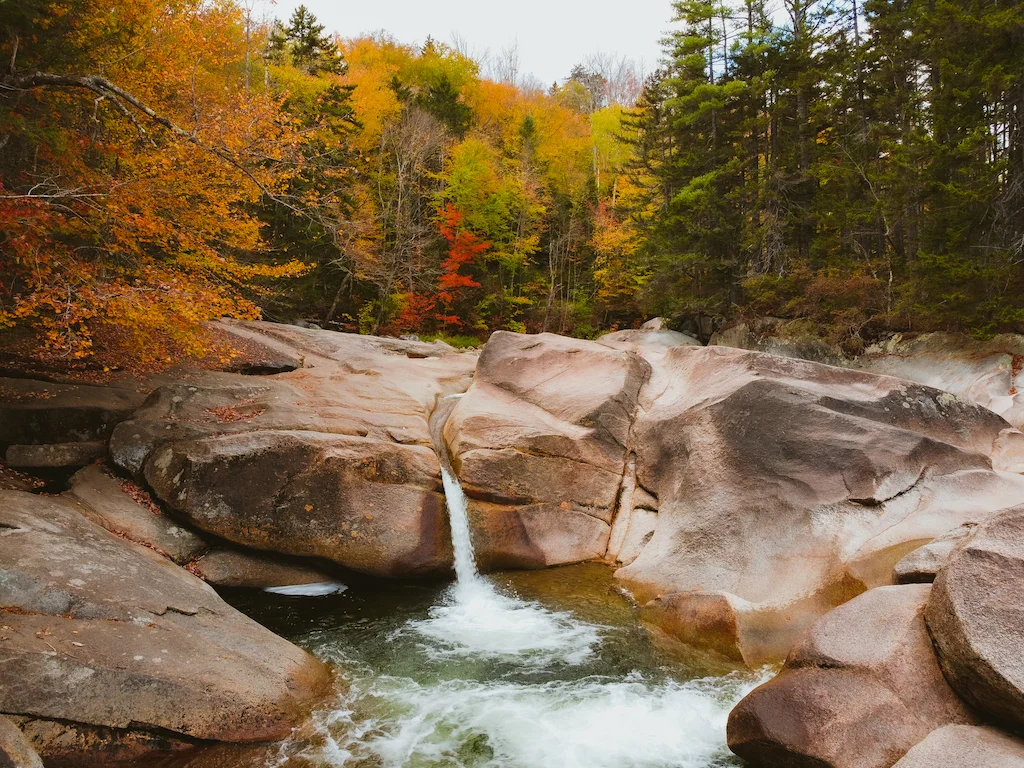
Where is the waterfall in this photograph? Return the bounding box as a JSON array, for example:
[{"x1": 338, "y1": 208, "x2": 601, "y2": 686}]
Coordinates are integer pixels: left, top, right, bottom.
[
  {"x1": 430, "y1": 392, "x2": 482, "y2": 588},
  {"x1": 414, "y1": 393, "x2": 601, "y2": 663},
  {"x1": 440, "y1": 466, "x2": 480, "y2": 587}
]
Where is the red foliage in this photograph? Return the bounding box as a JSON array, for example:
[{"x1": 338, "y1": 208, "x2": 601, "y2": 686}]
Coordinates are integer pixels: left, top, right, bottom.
[
  {"x1": 435, "y1": 204, "x2": 486, "y2": 327},
  {"x1": 391, "y1": 291, "x2": 437, "y2": 334}
]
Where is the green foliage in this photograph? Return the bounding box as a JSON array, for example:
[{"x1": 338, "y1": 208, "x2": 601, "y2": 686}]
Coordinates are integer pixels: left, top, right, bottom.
[{"x1": 623, "y1": 0, "x2": 1024, "y2": 342}]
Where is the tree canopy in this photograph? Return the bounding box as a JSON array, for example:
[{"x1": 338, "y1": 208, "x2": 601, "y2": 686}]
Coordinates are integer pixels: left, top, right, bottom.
[{"x1": 1, "y1": 0, "x2": 1022, "y2": 370}]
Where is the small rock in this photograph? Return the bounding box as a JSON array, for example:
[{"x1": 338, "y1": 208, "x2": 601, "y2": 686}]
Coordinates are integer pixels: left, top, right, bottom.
[
  {"x1": 6, "y1": 441, "x2": 107, "y2": 468},
  {"x1": 893, "y1": 523, "x2": 977, "y2": 584},
  {"x1": 190, "y1": 548, "x2": 337, "y2": 589}
]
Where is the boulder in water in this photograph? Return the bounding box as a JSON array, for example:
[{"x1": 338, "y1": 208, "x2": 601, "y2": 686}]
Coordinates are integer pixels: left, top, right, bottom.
[{"x1": 727, "y1": 585, "x2": 974, "y2": 767}]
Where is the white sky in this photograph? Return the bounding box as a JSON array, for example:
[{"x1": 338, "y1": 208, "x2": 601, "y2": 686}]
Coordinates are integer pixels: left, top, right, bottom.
[{"x1": 264, "y1": 0, "x2": 675, "y2": 86}]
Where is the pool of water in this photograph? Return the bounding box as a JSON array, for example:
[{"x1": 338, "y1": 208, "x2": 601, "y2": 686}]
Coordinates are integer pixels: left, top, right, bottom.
[{"x1": 169, "y1": 563, "x2": 766, "y2": 768}]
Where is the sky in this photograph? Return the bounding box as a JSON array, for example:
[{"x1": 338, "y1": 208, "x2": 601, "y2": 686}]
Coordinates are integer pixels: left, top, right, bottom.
[{"x1": 265, "y1": 0, "x2": 676, "y2": 87}]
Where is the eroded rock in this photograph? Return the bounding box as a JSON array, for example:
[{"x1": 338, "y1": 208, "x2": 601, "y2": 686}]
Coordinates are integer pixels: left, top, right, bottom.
[
  {"x1": 727, "y1": 585, "x2": 974, "y2": 767},
  {"x1": 615, "y1": 345, "x2": 1024, "y2": 663},
  {"x1": 110, "y1": 322, "x2": 476, "y2": 578}
]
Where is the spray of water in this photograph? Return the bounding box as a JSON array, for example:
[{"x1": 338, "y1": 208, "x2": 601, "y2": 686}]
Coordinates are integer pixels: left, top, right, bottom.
[{"x1": 407, "y1": 468, "x2": 601, "y2": 665}]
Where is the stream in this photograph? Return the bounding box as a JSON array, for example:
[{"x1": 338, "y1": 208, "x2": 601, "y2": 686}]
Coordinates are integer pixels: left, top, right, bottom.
[{"x1": 169, "y1": 464, "x2": 766, "y2": 768}]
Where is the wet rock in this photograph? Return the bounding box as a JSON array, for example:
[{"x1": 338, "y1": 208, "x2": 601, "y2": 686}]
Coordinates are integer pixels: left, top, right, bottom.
[
  {"x1": 0, "y1": 490, "x2": 331, "y2": 765},
  {"x1": 892, "y1": 725, "x2": 1024, "y2": 768},
  {"x1": 925, "y1": 505, "x2": 1024, "y2": 729},
  {"x1": 5, "y1": 441, "x2": 107, "y2": 468},
  {"x1": 444, "y1": 331, "x2": 649, "y2": 569},
  {"x1": 0, "y1": 377, "x2": 145, "y2": 446},
  {"x1": 0, "y1": 716, "x2": 43, "y2": 768},
  {"x1": 65, "y1": 464, "x2": 207, "y2": 564},
  {"x1": 727, "y1": 585, "x2": 974, "y2": 767},
  {"x1": 190, "y1": 548, "x2": 337, "y2": 589},
  {"x1": 893, "y1": 523, "x2": 976, "y2": 584}
]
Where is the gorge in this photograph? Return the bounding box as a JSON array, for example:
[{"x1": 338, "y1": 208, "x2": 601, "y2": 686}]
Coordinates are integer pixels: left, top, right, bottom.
[{"x1": 2, "y1": 319, "x2": 1024, "y2": 767}]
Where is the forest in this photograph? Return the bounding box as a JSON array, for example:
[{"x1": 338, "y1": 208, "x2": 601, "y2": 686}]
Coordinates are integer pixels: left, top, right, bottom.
[{"x1": 1, "y1": 0, "x2": 1022, "y2": 368}]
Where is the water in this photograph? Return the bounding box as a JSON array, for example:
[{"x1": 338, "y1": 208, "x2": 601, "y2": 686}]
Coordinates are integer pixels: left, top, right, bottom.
[
  {"x1": 167, "y1": 467, "x2": 766, "y2": 768},
  {"x1": 407, "y1": 470, "x2": 601, "y2": 666}
]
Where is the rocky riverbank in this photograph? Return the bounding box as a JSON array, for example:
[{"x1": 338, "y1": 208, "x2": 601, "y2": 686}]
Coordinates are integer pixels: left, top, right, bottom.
[{"x1": 3, "y1": 318, "x2": 1024, "y2": 765}]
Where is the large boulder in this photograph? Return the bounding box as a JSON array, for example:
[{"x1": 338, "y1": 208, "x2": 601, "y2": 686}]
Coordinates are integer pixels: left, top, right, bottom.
[
  {"x1": 727, "y1": 585, "x2": 974, "y2": 768},
  {"x1": 892, "y1": 725, "x2": 1024, "y2": 768},
  {"x1": 0, "y1": 490, "x2": 331, "y2": 765},
  {"x1": 711, "y1": 323, "x2": 1024, "y2": 429},
  {"x1": 109, "y1": 321, "x2": 476, "y2": 578},
  {"x1": 617, "y1": 345, "x2": 1024, "y2": 663},
  {"x1": 443, "y1": 331, "x2": 649, "y2": 570},
  {"x1": 441, "y1": 334, "x2": 1024, "y2": 663},
  {"x1": 925, "y1": 506, "x2": 1024, "y2": 729},
  {"x1": 0, "y1": 716, "x2": 42, "y2": 768}
]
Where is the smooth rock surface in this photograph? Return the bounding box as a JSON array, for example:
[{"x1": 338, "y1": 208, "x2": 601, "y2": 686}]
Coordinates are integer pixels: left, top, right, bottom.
[
  {"x1": 0, "y1": 490, "x2": 331, "y2": 764},
  {"x1": 892, "y1": 725, "x2": 1024, "y2": 768},
  {"x1": 444, "y1": 331, "x2": 648, "y2": 569},
  {"x1": 617, "y1": 345, "x2": 1024, "y2": 662},
  {"x1": 0, "y1": 716, "x2": 43, "y2": 768},
  {"x1": 926, "y1": 505, "x2": 1024, "y2": 729},
  {"x1": 190, "y1": 548, "x2": 337, "y2": 589},
  {"x1": 66, "y1": 464, "x2": 207, "y2": 564},
  {"x1": 727, "y1": 585, "x2": 974, "y2": 767},
  {"x1": 110, "y1": 321, "x2": 476, "y2": 578}
]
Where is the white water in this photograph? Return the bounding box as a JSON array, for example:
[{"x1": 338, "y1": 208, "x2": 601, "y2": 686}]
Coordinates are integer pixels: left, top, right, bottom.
[
  {"x1": 405, "y1": 469, "x2": 601, "y2": 665},
  {"x1": 263, "y1": 447, "x2": 763, "y2": 767},
  {"x1": 287, "y1": 671, "x2": 765, "y2": 768}
]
